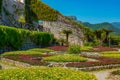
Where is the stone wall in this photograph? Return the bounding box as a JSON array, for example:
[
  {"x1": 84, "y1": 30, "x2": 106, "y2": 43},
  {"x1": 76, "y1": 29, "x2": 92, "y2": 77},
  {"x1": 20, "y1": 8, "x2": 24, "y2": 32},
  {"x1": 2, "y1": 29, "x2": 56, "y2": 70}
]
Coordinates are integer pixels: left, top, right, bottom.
[{"x1": 43, "y1": 15, "x2": 84, "y2": 45}]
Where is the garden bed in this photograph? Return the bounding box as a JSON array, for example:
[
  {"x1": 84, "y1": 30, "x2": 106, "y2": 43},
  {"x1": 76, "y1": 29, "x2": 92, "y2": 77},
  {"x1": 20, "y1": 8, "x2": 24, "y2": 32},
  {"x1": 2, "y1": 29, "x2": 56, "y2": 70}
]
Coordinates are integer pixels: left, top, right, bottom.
[
  {"x1": 46, "y1": 46, "x2": 68, "y2": 51},
  {"x1": 66, "y1": 56, "x2": 120, "y2": 71},
  {"x1": 0, "y1": 67, "x2": 97, "y2": 80}
]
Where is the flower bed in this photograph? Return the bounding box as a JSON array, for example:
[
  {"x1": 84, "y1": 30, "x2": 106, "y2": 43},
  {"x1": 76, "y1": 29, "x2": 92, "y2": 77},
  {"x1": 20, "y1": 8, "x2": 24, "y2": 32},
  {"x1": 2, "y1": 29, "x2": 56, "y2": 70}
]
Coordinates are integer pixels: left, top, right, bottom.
[
  {"x1": 46, "y1": 46, "x2": 68, "y2": 51},
  {"x1": 43, "y1": 54, "x2": 87, "y2": 62},
  {"x1": 66, "y1": 56, "x2": 120, "y2": 68},
  {"x1": 84, "y1": 46, "x2": 118, "y2": 52},
  {"x1": 3, "y1": 54, "x2": 50, "y2": 66},
  {"x1": 0, "y1": 67, "x2": 97, "y2": 80},
  {"x1": 1, "y1": 48, "x2": 55, "y2": 66},
  {"x1": 92, "y1": 46, "x2": 118, "y2": 52}
]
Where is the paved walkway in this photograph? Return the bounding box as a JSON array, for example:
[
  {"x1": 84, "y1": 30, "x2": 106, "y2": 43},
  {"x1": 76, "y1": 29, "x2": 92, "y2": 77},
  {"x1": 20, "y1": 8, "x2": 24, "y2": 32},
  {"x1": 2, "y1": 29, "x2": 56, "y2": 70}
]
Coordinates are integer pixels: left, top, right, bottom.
[{"x1": 89, "y1": 68, "x2": 120, "y2": 80}]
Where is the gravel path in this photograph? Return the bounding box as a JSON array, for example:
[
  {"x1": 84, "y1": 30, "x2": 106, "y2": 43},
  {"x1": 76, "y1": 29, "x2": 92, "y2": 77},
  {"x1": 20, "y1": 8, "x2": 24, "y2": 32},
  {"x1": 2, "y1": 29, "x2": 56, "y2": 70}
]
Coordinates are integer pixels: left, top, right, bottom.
[
  {"x1": 0, "y1": 62, "x2": 16, "y2": 69},
  {"x1": 89, "y1": 68, "x2": 120, "y2": 80}
]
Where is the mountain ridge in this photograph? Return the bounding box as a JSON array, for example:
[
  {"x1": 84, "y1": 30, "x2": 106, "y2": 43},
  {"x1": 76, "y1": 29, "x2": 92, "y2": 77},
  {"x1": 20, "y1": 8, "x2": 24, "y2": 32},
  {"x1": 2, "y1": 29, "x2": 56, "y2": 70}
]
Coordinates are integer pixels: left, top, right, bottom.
[{"x1": 83, "y1": 22, "x2": 120, "y2": 35}]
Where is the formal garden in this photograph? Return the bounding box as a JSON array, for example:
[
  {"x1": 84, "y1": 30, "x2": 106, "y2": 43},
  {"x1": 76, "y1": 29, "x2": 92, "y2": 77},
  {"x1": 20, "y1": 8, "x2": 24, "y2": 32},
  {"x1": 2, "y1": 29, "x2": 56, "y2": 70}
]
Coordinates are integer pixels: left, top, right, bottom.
[
  {"x1": 0, "y1": 0, "x2": 120, "y2": 79},
  {"x1": 0, "y1": 25, "x2": 120, "y2": 80}
]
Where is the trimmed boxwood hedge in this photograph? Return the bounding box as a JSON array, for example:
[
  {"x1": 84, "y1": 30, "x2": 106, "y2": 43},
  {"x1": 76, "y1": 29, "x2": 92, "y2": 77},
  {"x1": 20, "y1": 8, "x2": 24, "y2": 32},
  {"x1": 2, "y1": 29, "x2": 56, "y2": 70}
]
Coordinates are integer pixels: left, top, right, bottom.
[{"x1": 0, "y1": 25, "x2": 54, "y2": 49}]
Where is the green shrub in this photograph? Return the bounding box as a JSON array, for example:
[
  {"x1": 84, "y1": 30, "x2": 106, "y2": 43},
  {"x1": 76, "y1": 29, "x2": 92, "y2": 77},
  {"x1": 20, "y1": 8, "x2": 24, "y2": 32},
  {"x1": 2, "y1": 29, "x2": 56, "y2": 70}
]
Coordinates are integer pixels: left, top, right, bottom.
[
  {"x1": 43, "y1": 54, "x2": 87, "y2": 62},
  {"x1": 0, "y1": 67, "x2": 97, "y2": 80},
  {"x1": 68, "y1": 45, "x2": 81, "y2": 54},
  {"x1": 30, "y1": 31, "x2": 54, "y2": 46},
  {"x1": 0, "y1": 25, "x2": 54, "y2": 49}
]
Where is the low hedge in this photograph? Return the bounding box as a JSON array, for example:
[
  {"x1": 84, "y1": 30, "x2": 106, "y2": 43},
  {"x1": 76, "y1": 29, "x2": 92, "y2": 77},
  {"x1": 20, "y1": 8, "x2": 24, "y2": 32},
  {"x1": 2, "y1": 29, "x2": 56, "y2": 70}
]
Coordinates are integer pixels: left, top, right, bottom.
[
  {"x1": 101, "y1": 51, "x2": 120, "y2": 54},
  {"x1": 43, "y1": 54, "x2": 87, "y2": 62},
  {"x1": 0, "y1": 25, "x2": 54, "y2": 49},
  {"x1": 2, "y1": 48, "x2": 54, "y2": 56},
  {"x1": 101, "y1": 51, "x2": 120, "y2": 59},
  {"x1": 0, "y1": 67, "x2": 97, "y2": 80}
]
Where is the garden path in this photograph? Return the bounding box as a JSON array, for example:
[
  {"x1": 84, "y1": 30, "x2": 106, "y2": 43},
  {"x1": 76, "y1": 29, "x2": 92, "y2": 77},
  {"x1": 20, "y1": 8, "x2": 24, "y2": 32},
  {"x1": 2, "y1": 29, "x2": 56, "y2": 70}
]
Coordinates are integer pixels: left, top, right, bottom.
[
  {"x1": 0, "y1": 62, "x2": 16, "y2": 69},
  {"x1": 89, "y1": 68, "x2": 120, "y2": 80}
]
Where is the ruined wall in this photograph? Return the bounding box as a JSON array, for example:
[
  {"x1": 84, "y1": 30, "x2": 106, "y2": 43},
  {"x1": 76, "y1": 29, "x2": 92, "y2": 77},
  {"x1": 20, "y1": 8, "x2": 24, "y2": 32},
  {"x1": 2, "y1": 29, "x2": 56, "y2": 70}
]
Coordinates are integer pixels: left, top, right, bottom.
[{"x1": 43, "y1": 15, "x2": 84, "y2": 45}]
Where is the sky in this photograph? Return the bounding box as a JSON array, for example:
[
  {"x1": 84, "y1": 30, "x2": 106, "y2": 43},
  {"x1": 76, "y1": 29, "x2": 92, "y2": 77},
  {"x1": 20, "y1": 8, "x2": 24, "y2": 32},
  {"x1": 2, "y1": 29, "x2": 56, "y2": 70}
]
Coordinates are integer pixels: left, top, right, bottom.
[{"x1": 42, "y1": 0, "x2": 120, "y2": 24}]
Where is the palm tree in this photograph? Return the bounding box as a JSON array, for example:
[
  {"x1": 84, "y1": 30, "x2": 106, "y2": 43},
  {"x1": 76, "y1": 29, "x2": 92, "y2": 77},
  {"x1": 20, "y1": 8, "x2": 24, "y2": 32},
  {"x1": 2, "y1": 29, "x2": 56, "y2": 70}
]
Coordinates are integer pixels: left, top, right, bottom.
[
  {"x1": 63, "y1": 30, "x2": 72, "y2": 43},
  {"x1": 102, "y1": 29, "x2": 113, "y2": 43}
]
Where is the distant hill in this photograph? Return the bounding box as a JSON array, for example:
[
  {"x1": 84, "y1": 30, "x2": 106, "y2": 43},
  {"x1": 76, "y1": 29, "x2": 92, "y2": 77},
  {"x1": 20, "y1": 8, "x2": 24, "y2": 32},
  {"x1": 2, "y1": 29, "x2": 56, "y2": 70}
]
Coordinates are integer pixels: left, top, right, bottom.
[
  {"x1": 111, "y1": 22, "x2": 120, "y2": 29},
  {"x1": 83, "y1": 22, "x2": 120, "y2": 35}
]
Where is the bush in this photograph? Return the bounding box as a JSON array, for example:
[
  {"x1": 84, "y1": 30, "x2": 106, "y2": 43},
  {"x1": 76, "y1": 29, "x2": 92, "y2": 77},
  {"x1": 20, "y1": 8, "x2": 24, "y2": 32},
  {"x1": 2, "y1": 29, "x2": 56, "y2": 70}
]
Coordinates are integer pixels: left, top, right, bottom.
[
  {"x1": 0, "y1": 67, "x2": 97, "y2": 80},
  {"x1": 68, "y1": 45, "x2": 81, "y2": 54}
]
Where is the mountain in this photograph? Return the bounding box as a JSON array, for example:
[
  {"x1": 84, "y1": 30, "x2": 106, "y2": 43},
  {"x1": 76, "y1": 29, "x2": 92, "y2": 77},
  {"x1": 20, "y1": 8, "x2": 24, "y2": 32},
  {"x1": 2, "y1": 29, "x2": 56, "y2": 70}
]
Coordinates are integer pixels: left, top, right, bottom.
[
  {"x1": 83, "y1": 22, "x2": 120, "y2": 35},
  {"x1": 111, "y1": 22, "x2": 120, "y2": 29}
]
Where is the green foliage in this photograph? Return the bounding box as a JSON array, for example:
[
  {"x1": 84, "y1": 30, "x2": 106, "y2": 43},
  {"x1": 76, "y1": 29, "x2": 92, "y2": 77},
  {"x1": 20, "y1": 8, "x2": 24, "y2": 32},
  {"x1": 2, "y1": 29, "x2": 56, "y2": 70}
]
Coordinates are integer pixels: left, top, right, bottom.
[
  {"x1": 0, "y1": 25, "x2": 29, "y2": 49},
  {"x1": 30, "y1": 31, "x2": 54, "y2": 46},
  {"x1": 0, "y1": 67, "x2": 97, "y2": 80},
  {"x1": 68, "y1": 45, "x2": 81, "y2": 54},
  {"x1": 0, "y1": 25, "x2": 54, "y2": 49},
  {"x1": 25, "y1": 0, "x2": 58, "y2": 22},
  {"x1": 43, "y1": 54, "x2": 87, "y2": 62},
  {"x1": 110, "y1": 34, "x2": 120, "y2": 45}
]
